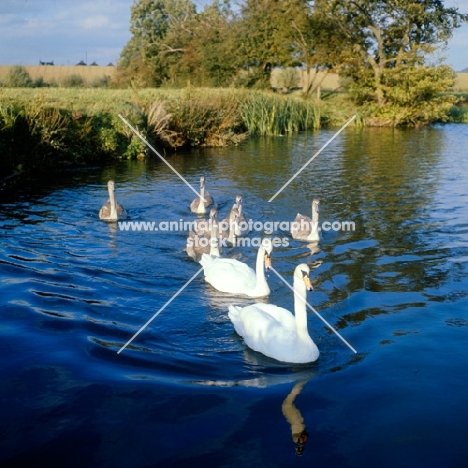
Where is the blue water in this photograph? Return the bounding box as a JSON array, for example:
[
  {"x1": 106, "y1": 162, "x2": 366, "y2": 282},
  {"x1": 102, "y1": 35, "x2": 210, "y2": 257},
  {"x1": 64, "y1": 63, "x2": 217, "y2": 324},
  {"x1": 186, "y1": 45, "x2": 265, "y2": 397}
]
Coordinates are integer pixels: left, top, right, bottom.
[{"x1": 1, "y1": 124, "x2": 468, "y2": 467}]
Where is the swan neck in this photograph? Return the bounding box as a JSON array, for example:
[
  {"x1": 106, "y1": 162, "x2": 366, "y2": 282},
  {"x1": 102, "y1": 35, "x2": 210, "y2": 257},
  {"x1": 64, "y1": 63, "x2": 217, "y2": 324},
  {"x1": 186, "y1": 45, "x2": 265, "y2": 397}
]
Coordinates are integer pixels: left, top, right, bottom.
[
  {"x1": 209, "y1": 240, "x2": 219, "y2": 257},
  {"x1": 227, "y1": 224, "x2": 236, "y2": 245},
  {"x1": 210, "y1": 223, "x2": 220, "y2": 256},
  {"x1": 293, "y1": 279, "x2": 309, "y2": 335},
  {"x1": 108, "y1": 186, "x2": 117, "y2": 219},
  {"x1": 254, "y1": 245, "x2": 267, "y2": 288},
  {"x1": 312, "y1": 203, "x2": 319, "y2": 224}
]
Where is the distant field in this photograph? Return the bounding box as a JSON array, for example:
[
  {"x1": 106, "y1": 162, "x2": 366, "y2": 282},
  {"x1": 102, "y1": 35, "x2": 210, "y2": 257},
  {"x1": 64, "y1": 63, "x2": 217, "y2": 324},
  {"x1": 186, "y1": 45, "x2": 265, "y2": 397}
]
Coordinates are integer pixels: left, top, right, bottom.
[
  {"x1": 0, "y1": 65, "x2": 466, "y2": 91},
  {"x1": 270, "y1": 68, "x2": 339, "y2": 90},
  {"x1": 0, "y1": 65, "x2": 115, "y2": 84},
  {"x1": 454, "y1": 73, "x2": 468, "y2": 91}
]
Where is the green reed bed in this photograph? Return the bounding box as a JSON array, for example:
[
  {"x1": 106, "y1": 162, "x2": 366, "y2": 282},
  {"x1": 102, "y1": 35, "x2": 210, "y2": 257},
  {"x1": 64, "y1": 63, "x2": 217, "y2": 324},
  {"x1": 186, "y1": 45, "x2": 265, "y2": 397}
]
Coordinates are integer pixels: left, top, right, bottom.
[
  {"x1": 240, "y1": 92, "x2": 323, "y2": 135},
  {"x1": 0, "y1": 87, "x2": 334, "y2": 180}
]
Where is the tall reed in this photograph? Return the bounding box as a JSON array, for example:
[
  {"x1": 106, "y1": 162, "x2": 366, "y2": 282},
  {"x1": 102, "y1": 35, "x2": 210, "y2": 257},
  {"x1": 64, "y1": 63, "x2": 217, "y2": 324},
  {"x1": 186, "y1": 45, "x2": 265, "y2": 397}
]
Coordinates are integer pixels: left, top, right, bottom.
[{"x1": 240, "y1": 93, "x2": 322, "y2": 135}]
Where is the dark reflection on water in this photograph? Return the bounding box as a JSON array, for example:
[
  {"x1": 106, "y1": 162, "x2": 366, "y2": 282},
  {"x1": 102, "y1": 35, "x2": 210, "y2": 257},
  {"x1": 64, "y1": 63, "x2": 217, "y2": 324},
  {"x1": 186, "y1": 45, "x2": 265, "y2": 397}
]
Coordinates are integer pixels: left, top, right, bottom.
[{"x1": 1, "y1": 124, "x2": 468, "y2": 466}]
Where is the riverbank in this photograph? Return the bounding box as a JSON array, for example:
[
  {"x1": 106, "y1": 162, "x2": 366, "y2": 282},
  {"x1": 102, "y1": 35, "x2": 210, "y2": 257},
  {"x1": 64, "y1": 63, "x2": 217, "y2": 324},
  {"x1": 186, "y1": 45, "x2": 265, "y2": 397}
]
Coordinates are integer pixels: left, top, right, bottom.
[
  {"x1": 0, "y1": 87, "x2": 356, "y2": 180},
  {"x1": 1, "y1": 87, "x2": 467, "y2": 181}
]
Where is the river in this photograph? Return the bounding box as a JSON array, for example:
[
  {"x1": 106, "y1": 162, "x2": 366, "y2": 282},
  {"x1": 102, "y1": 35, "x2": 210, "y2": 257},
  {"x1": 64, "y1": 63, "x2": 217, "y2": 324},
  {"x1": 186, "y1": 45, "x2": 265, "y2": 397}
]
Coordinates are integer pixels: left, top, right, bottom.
[{"x1": 1, "y1": 124, "x2": 467, "y2": 467}]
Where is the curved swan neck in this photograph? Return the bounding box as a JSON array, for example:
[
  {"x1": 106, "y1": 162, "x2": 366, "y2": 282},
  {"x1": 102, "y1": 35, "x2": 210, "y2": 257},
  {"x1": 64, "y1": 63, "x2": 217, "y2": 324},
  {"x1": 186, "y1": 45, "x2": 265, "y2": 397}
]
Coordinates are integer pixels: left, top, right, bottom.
[
  {"x1": 282, "y1": 381, "x2": 307, "y2": 434},
  {"x1": 293, "y1": 278, "x2": 309, "y2": 335}
]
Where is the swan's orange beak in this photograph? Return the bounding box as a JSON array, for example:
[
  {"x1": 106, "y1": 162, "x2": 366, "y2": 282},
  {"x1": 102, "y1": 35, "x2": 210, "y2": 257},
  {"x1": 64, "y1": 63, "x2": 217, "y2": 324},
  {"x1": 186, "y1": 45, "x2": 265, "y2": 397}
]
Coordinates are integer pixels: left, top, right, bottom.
[
  {"x1": 264, "y1": 253, "x2": 272, "y2": 270},
  {"x1": 303, "y1": 274, "x2": 313, "y2": 291}
]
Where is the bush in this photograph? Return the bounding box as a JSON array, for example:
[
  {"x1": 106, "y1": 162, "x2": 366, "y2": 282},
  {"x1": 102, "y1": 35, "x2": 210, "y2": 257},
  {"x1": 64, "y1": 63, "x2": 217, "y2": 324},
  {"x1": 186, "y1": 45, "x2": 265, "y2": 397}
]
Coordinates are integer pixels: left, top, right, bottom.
[
  {"x1": 32, "y1": 77, "x2": 48, "y2": 88},
  {"x1": 60, "y1": 74, "x2": 85, "y2": 88},
  {"x1": 5, "y1": 66, "x2": 33, "y2": 88},
  {"x1": 274, "y1": 68, "x2": 300, "y2": 91},
  {"x1": 90, "y1": 76, "x2": 111, "y2": 88}
]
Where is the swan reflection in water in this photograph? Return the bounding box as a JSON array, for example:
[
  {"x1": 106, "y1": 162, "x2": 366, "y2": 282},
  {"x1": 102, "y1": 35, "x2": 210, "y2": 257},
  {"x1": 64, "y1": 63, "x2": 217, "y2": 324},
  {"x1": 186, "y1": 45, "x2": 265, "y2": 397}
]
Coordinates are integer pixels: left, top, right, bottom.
[
  {"x1": 241, "y1": 349, "x2": 314, "y2": 456},
  {"x1": 194, "y1": 345, "x2": 316, "y2": 456},
  {"x1": 105, "y1": 220, "x2": 118, "y2": 251},
  {"x1": 281, "y1": 379, "x2": 309, "y2": 456}
]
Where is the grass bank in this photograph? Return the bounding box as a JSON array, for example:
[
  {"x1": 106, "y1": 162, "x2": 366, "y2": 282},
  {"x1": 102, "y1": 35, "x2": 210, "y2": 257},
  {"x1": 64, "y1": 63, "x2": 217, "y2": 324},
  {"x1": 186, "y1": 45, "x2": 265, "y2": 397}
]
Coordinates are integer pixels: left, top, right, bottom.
[{"x1": 0, "y1": 87, "x2": 349, "y2": 180}]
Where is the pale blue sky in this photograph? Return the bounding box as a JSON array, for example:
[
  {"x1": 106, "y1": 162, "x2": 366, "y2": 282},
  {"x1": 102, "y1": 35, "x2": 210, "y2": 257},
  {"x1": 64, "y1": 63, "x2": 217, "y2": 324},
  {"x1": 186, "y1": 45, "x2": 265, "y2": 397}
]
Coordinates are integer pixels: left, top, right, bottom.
[{"x1": 0, "y1": 0, "x2": 467, "y2": 70}]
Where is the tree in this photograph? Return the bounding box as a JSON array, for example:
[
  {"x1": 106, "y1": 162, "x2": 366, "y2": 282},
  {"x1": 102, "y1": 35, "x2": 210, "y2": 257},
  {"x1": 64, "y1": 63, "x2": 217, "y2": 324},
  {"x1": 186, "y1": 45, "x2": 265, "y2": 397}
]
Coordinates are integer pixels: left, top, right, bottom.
[
  {"x1": 235, "y1": 0, "x2": 299, "y2": 86},
  {"x1": 313, "y1": 0, "x2": 468, "y2": 106},
  {"x1": 193, "y1": 0, "x2": 239, "y2": 86},
  {"x1": 284, "y1": 0, "x2": 346, "y2": 95},
  {"x1": 117, "y1": 0, "x2": 178, "y2": 86}
]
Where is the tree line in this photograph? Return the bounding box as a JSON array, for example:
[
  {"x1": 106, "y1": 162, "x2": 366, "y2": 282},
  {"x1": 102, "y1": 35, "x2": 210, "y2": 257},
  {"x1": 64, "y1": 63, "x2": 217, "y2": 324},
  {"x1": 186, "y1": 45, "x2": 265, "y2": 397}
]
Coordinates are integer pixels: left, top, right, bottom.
[{"x1": 116, "y1": 0, "x2": 468, "y2": 125}]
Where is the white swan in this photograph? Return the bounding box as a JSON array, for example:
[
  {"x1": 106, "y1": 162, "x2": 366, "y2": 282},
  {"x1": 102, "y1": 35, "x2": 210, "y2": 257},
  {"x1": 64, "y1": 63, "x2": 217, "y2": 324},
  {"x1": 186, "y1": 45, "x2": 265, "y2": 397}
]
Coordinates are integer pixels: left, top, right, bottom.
[
  {"x1": 186, "y1": 213, "x2": 222, "y2": 262},
  {"x1": 199, "y1": 238, "x2": 272, "y2": 297},
  {"x1": 291, "y1": 199, "x2": 320, "y2": 242},
  {"x1": 228, "y1": 263, "x2": 319, "y2": 363},
  {"x1": 190, "y1": 175, "x2": 216, "y2": 214},
  {"x1": 99, "y1": 180, "x2": 127, "y2": 221}
]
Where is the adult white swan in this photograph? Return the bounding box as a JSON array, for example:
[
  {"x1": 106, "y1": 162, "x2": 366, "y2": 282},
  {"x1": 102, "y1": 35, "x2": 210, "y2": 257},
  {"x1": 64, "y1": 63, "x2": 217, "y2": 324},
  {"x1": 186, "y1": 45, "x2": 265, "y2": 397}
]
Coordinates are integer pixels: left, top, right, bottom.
[
  {"x1": 291, "y1": 199, "x2": 320, "y2": 242},
  {"x1": 199, "y1": 238, "x2": 272, "y2": 297},
  {"x1": 99, "y1": 180, "x2": 127, "y2": 221},
  {"x1": 228, "y1": 263, "x2": 319, "y2": 363},
  {"x1": 190, "y1": 175, "x2": 216, "y2": 214}
]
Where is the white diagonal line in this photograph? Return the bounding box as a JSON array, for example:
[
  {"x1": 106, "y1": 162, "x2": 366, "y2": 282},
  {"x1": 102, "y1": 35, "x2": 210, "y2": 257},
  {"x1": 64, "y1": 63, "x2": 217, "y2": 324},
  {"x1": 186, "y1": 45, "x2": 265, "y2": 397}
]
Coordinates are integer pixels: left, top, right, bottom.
[
  {"x1": 268, "y1": 114, "x2": 356, "y2": 202},
  {"x1": 118, "y1": 114, "x2": 206, "y2": 202},
  {"x1": 270, "y1": 266, "x2": 357, "y2": 353},
  {"x1": 117, "y1": 267, "x2": 204, "y2": 354}
]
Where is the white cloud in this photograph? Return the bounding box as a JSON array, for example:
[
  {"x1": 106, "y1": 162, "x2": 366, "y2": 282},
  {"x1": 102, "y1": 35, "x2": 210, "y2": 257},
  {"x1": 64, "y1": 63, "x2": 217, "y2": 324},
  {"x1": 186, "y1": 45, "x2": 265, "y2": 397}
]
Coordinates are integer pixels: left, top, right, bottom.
[{"x1": 81, "y1": 15, "x2": 110, "y2": 29}]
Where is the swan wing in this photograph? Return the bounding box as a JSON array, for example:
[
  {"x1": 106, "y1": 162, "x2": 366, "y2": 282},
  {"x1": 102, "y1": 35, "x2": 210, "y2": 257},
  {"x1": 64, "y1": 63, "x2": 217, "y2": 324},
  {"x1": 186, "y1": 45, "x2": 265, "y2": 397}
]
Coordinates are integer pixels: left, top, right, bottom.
[
  {"x1": 99, "y1": 200, "x2": 111, "y2": 219},
  {"x1": 116, "y1": 203, "x2": 127, "y2": 219},
  {"x1": 200, "y1": 254, "x2": 257, "y2": 295},
  {"x1": 190, "y1": 198, "x2": 201, "y2": 213},
  {"x1": 204, "y1": 191, "x2": 216, "y2": 208},
  {"x1": 229, "y1": 303, "x2": 297, "y2": 361},
  {"x1": 291, "y1": 213, "x2": 312, "y2": 239},
  {"x1": 291, "y1": 214, "x2": 318, "y2": 241}
]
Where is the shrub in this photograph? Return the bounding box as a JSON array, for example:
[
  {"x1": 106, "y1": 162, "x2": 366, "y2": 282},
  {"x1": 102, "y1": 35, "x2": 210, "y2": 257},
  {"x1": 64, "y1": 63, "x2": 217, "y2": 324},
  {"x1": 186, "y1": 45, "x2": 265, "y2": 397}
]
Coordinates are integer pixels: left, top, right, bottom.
[
  {"x1": 5, "y1": 66, "x2": 33, "y2": 88},
  {"x1": 90, "y1": 76, "x2": 111, "y2": 88},
  {"x1": 60, "y1": 74, "x2": 85, "y2": 88}
]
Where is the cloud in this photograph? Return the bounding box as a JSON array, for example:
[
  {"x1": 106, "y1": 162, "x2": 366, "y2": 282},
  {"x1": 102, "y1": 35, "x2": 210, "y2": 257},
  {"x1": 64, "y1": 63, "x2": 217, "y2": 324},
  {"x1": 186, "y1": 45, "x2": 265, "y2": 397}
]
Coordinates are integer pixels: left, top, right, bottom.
[{"x1": 81, "y1": 15, "x2": 110, "y2": 30}]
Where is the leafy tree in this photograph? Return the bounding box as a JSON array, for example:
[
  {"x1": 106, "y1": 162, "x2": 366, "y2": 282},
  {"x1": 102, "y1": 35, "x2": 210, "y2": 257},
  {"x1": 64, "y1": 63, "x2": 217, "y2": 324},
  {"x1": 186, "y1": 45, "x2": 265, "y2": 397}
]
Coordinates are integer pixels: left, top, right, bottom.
[
  {"x1": 194, "y1": 0, "x2": 239, "y2": 86},
  {"x1": 234, "y1": 0, "x2": 299, "y2": 86},
  {"x1": 284, "y1": 0, "x2": 346, "y2": 95},
  {"x1": 117, "y1": 0, "x2": 173, "y2": 86},
  {"x1": 313, "y1": 0, "x2": 468, "y2": 105}
]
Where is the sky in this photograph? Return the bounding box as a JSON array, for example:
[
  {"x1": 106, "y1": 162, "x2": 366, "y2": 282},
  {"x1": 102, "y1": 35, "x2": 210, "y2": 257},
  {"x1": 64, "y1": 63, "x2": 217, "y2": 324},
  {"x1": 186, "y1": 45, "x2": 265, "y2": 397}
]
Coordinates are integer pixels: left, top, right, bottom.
[{"x1": 0, "y1": 0, "x2": 467, "y2": 70}]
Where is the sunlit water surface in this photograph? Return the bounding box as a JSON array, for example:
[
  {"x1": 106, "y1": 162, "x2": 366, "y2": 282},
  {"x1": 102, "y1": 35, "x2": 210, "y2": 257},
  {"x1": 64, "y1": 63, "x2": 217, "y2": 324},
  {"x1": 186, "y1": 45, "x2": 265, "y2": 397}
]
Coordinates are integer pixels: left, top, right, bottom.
[{"x1": 1, "y1": 124, "x2": 468, "y2": 467}]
